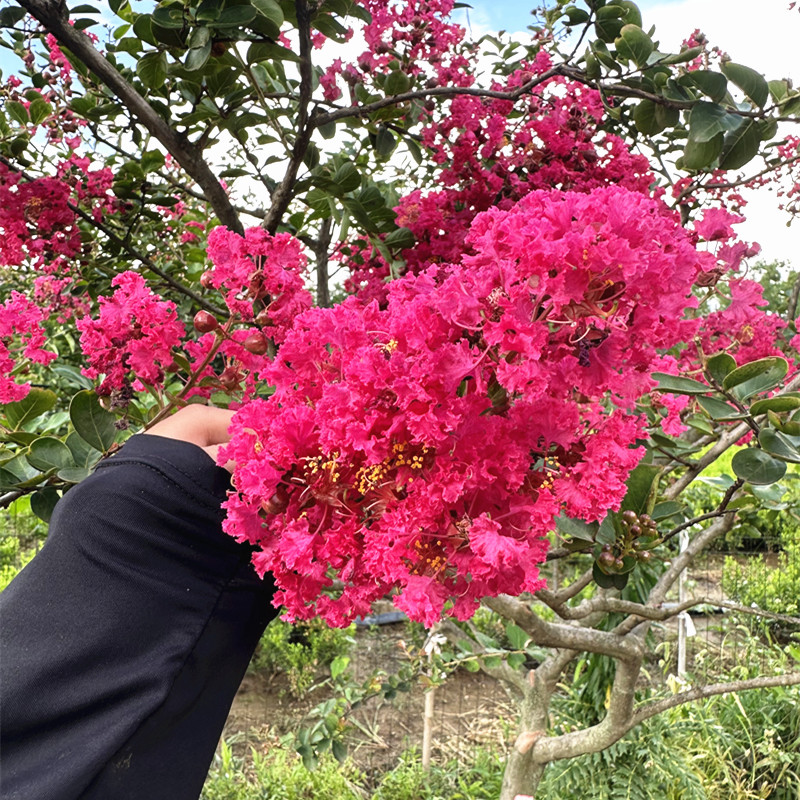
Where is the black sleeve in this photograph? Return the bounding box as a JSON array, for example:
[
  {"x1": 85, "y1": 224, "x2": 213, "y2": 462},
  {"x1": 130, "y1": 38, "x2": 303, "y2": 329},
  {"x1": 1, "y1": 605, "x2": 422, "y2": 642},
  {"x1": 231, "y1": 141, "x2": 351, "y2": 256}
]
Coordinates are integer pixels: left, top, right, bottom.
[{"x1": 0, "y1": 434, "x2": 277, "y2": 800}]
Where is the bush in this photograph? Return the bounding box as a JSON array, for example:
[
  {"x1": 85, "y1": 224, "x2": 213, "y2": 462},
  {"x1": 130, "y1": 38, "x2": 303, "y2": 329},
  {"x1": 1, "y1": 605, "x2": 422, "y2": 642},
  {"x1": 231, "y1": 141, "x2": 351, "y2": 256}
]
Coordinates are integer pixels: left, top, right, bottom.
[{"x1": 250, "y1": 616, "x2": 355, "y2": 698}]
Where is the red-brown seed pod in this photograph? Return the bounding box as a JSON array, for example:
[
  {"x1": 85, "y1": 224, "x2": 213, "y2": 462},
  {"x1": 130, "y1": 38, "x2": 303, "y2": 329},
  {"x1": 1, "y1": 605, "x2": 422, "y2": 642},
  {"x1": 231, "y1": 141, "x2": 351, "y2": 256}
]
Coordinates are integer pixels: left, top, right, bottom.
[
  {"x1": 200, "y1": 270, "x2": 215, "y2": 289},
  {"x1": 193, "y1": 310, "x2": 218, "y2": 333},
  {"x1": 261, "y1": 485, "x2": 289, "y2": 515},
  {"x1": 243, "y1": 332, "x2": 269, "y2": 355}
]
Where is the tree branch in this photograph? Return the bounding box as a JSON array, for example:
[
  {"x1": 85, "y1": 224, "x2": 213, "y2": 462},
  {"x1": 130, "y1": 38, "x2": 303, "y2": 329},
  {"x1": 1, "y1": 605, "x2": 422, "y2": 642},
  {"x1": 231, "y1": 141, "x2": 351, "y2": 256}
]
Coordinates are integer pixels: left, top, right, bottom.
[
  {"x1": 261, "y1": 0, "x2": 314, "y2": 234},
  {"x1": 631, "y1": 672, "x2": 800, "y2": 728},
  {"x1": 17, "y1": 0, "x2": 243, "y2": 234},
  {"x1": 485, "y1": 594, "x2": 641, "y2": 660}
]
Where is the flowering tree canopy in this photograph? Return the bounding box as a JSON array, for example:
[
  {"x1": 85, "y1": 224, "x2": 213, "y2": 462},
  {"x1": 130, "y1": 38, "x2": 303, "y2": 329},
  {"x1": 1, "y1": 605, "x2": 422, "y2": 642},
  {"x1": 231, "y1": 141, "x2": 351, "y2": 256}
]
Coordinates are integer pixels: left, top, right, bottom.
[{"x1": 1, "y1": 1, "x2": 800, "y2": 796}]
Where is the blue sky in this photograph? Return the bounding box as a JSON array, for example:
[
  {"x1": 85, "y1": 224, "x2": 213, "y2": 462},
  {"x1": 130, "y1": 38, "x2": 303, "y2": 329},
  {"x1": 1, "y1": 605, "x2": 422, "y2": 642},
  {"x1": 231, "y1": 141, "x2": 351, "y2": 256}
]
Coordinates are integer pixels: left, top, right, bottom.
[{"x1": 461, "y1": 0, "x2": 684, "y2": 36}]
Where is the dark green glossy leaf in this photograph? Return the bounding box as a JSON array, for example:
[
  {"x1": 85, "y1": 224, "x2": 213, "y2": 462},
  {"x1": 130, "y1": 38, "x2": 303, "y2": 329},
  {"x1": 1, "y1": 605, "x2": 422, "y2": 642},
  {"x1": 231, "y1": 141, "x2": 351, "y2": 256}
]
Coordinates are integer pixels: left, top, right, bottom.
[
  {"x1": 719, "y1": 118, "x2": 761, "y2": 171},
  {"x1": 706, "y1": 352, "x2": 737, "y2": 385},
  {"x1": 720, "y1": 61, "x2": 769, "y2": 108},
  {"x1": 722, "y1": 356, "x2": 788, "y2": 400},
  {"x1": 681, "y1": 132, "x2": 724, "y2": 170},
  {"x1": 184, "y1": 40, "x2": 211, "y2": 71},
  {"x1": 564, "y1": 6, "x2": 591, "y2": 24},
  {"x1": 696, "y1": 395, "x2": 742, "y2": 420},
  {"x1": 758, "y1": 428, "x2": 800, "y2": 463},
  {"x1": 69, "y1": 391, "x2": 117, "y2": 453},
  {"x1": 384, "y1": 69, "x2": 411, "y2": 95},
  {"x1": 0, "y1": 6, "x2": 27, "y2": 26},
  {"x1": 689, "y1": 102, "x2": 742, "y2": 143},
  {"x1": 681, "y1": 70, "x2": 727, "y2": 103},
  {"x1": 66, "y1": 431, "x2": 102, "y2": 469},
  {"x1": 555, "y1": 513, "x2": 597, "y2": 542},
  {"x1": 216, "y1": 4, "x2": 258, "y2": 26},
  {"x1": 251, "y1": 0, "x2": 284, "y2": 28},
  {"x1": 6, "y1": 100, "x2": 29, "y2": 125},
  {"x1": 58, "y1": 466, "x2": 94, "y2": 484},
  {"x1": 633, "y1": 99, "x2": 663, "y2": 134},
  {"x1": 593, "y1": 560, "x2": 629, "y2": 589},
  {"x1": 731, "y1": 448, "x2": 786, "y2": 485},
  {"x1": 2, "y1": 389, "x2": 57, "y2": 430},
  {"x1": 136, "y1": 50, "x2": 168, "y2": 89},
  {"x1": 152, "y1": 5, "x2": 185, "y2": 29},
  {"x1": 384, "y1": 227, "x2": 415, "y2": 249},
  {"x1": 374, "y1": 125, "x2": 396, "y2": 158},
  {"x1": 652, "y1": 372, "x2": 710, "y2": 395},
  {"x1": 619, "y1": 463, "x2": 660, "y2": 516},
  {"x1": 30, "y1": 487, "x2": 60, "y2": 523},
  {"x1": 28, "y1": 99, "x2": 52, "y2": 126},
  {"x1": 26, "y1": 437, "x2": 74, "y2": 472},
  {"x1": 614, "y1": 24, "x2": 653, "y2": 67},
  {"x1": 750, "y1": 395, "x2": 800, "y2": 416}
]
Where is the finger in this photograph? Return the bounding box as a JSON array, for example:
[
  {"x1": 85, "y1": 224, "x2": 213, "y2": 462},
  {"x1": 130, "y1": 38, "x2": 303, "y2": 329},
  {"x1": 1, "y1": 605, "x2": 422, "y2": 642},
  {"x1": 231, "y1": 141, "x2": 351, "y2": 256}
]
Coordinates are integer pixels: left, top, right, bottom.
[
  {"x1": 145, "y1": 406, "x2": 235, "y2": 448},
  {"x1": 202, "y1": 444, "x2": 235, "y2": 473}
]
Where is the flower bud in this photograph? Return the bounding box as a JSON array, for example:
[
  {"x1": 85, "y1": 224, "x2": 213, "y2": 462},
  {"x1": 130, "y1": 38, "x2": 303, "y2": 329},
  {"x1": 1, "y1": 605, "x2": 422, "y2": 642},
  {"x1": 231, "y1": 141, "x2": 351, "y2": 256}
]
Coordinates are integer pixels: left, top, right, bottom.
[{"x1": 193, "y1": 310, "x2": 218, "y2": 333}]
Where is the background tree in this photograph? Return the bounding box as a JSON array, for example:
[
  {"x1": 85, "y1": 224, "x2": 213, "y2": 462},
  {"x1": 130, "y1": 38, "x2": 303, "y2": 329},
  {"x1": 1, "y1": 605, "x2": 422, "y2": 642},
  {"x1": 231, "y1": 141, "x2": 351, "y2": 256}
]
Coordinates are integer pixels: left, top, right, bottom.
[{"x1": 1, "y1": 1, "x2": 799, "y2": 798}]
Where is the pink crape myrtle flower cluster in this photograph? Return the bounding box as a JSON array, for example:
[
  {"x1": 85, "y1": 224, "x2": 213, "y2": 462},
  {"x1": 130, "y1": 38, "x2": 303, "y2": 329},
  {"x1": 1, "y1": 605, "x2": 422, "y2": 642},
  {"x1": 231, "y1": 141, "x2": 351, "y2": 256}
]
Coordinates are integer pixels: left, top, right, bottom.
[
  {"x1": 219, "y1": 184, "x2": 711, "y2": 627},
  {"x1": 205, "y1": 226, "x2": 312, "y2": 338},
  {"x1": 0, "y1": 292, "x2": 57, "y2": 403},
  {"x1": 76, "y1": 272, "x2": 185, "y2": 397}
]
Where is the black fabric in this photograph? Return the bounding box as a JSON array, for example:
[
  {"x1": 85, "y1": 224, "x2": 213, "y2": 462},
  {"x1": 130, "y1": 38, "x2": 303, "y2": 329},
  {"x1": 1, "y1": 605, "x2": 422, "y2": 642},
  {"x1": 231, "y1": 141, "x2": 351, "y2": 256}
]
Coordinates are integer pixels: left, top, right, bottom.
[{"x1": 0, "y1": 434, "x2": 277, "y2": 800}]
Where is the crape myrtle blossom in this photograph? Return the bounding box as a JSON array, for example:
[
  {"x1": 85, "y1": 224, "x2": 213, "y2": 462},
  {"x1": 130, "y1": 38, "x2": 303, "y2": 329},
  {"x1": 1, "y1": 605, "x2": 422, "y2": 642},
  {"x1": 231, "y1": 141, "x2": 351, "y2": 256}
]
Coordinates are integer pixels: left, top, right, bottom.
[
  {"x1": 0, "y1": 292, "x2": 57, "y2": 403},
  {"x1": 220, "y1": 185, "x2": 710, "y2": 627},
  {"x1": 76, "y1": 272, "x2": 185, "y2": 397}
]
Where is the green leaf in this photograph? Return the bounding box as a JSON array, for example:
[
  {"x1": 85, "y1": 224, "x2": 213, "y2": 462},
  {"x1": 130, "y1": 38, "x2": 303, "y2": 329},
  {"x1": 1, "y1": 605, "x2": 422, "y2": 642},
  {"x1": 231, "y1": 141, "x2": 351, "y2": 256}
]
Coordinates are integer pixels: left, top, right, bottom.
[
  {"x1": 689, "y1": 102, "x2": 743, "y2": 144},
  {"x1": 564, "y1": 6, "x2": 591, "y2": 24},
  {"x1": 696, "y1": 395, "x2": 742, "y2": 420},
  {"x1": 151, "y1": 5, "x2": 185, "y2": 28},
  {"x1": 28, "y1": 99, "x2": 52, "y2": 126},
  {"x1": 706, "y1": 352, "x2": 737, "y2": 385},
  {"x1": 384, "y1": 69, "x2": 411, "y2": 95},
  {"x1": 0, "y1": 6, "x2": 27, "y2": 26},
  {"x1": 247, "y1": 41, "x2": 299, "y2": 63},
  {"x1": 333, "y1": 161, "x2": 361, "y2": 194},
  {"x1": 719, "y1": 118, "x2": 761, "y2": 171},
  {"x1": 216, "y1": 4, "x2": 258, "y2": 26},
  {"x1": 6, "y1": 100, "x2": 29, "y2": 126},
  {"x1": 555, "y1": 513, "x2": 597, "y2": 542},
  {"x1": 251, "y1": 0, "x2": 284, "y2": 28},
  {"x1": 750, "y1": 396, "x2": 800, "y2": 416},
  {"x1": 374, "y1": 125, "x2": 396, "y2": 158},
  {"x1": 507, "y1": 652, "x2": 527, "y2": 670},
  {"x1": 136, "y1": 51, "x2": 168, "y2": 89},
  {"x1": 331, "y1": 739, "x2": 348, "y2": 764},
  {"x1": 720, "y1": 62, "x2": 769, "y2": 108},
  {"x1": 722, "y1": 357, "x2": 788, "y2": 401},
  {"x1": 651, "y1": 500, "x2": 684, "y2": 521},
  {"x1": 758, "y1": 428, "x2": 800, "y2": 464},
  {"x1": 633, "y1": 99, "x2": 664, "y2": 135},
  {"x1": 651, "y1": 372, "x2": 710, "y2": 395},
  {"x1": 505, "y1": 623, "x2": 530, "y2": 650},
  {"x1": 26, "y1": 437, "x2": 74, "y2": 472},
  {"x1": 614, "y1": 24, "x2": 653, "y2": 67},
  {"x1": 66, "y1": 431, "x2": 102, "y2": 468},
  {"x1": 657, "y1": 46, "x2": 703, "y2": 66},
  {"x1": 184, "y1": 40, "x2": 211, "y2": 71},
  {"x1": 619, "y1": 463, "x2": 660, "y2": 516},
  {"x1": 69, "y1": 391, "x2": 117, "y2": 453},
  {"x1": 593, "y1": 560, "x2": 628, "y2": 589},
  {"x1": 2, "y1": 389, "x2": 57, "y2": 430},
  {"x1": 682, "y1": 70, "x2": 727, "y2": 103},
  {"x1": 383, "y1": 227, "x2": 415, "y2": 249},
  {"x1": 186, "y1": 25, "x2": 210, "y2": 48},
  {"x1": 30, "y1": 487, "x2": 60, "y2": 523},
  {"x1": 731, "y1": 448, "x2": 787, "y2": 485},
  {"x1": 57, "y1": 466, "x2": 93, "y2": 484},
  {"x1": 330, "y1": 655, "x2": 349, "y2": 680},
  {"x1": 680, "y1": 133, "x2": 724, "y2": 170}
]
